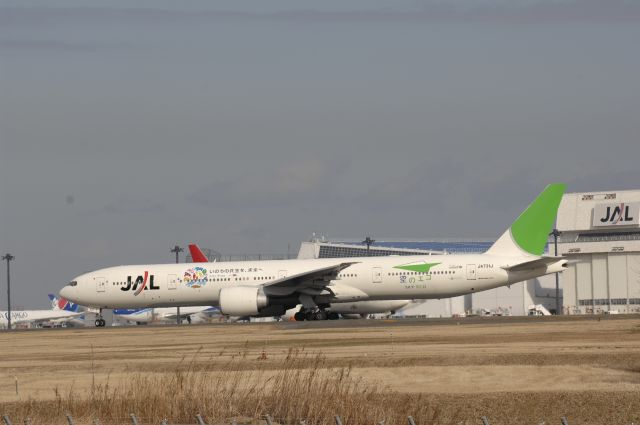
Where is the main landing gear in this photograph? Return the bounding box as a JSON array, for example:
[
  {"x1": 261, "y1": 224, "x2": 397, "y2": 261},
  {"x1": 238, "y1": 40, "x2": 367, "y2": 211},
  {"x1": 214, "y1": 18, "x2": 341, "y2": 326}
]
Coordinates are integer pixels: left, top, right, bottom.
[
  {"x1": 293, "y1": 308, "x2": 339, "y2": 321},
  {"x1": 95, "y1": 309, "x2": 106, "y2": 327}
]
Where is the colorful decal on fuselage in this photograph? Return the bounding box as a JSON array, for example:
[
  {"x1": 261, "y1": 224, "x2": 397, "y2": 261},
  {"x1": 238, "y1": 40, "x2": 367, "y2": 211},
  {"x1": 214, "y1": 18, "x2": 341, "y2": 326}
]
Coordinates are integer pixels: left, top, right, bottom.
[{"x1": 183, "y1": 267, "x2": 208, "y2": 288}]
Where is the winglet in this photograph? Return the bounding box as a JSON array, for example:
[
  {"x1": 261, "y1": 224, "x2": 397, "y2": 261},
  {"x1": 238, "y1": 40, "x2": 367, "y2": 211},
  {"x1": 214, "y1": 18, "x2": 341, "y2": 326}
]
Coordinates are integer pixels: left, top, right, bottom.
[
  {"x1": 486, "y1": 183, "x2": 566, "y2": 257},
  {"x1": 189, "y1": 244, "x2": 209, "y2": 263}
]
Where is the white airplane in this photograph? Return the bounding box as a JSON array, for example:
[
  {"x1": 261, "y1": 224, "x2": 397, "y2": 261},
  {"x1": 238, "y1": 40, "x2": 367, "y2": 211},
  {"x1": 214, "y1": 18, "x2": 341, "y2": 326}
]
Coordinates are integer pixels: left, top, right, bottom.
[
  {"x1": 0, "y1": 295, "x2": 84, "y2": 328},
  {"x1": 113, "y1": 306, "x2": 220, "y2": 325},
  {"x1": 189, "y1": 242, "x2": 411, "y2": 320},
  {"x1": 60, "y1": 184, "x2": 568, "y2": 326}
]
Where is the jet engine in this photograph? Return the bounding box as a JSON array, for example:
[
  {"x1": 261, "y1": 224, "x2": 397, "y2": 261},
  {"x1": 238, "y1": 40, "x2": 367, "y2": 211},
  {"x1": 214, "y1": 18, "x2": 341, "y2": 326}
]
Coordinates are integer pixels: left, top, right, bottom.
[{"x1": 219, "y1": 286, "x2": 268, "y2": 316}]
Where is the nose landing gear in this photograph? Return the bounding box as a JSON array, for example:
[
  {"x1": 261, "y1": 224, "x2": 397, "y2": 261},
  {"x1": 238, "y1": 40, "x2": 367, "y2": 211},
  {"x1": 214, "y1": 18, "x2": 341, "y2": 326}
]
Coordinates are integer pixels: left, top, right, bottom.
[{"x1": 94, "y1": 309, "x2": 106, "y2": 327}]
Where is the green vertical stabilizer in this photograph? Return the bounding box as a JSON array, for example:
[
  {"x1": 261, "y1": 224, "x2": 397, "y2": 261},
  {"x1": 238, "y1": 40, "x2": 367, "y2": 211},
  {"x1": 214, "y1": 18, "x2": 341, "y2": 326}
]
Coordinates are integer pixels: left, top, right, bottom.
[{"x1": 509, "y1": 183, "x2": 566, "y2": 256}]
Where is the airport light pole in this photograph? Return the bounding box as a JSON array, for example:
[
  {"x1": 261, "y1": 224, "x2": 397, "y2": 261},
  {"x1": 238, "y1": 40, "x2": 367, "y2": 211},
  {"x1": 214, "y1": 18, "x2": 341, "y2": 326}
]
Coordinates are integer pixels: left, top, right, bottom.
[
  {"x1": 550, "y1": 229, "x2": 561, "y2": 315},
  {"x1": 362, "y1": 237, "x2": 375, "y2": 256},
  {"x1": 2, "y1": 253, "x2": 14, "y2": 330},
  {"x1": 170, "y1": 245, "x2": 183, "y2": 325}
]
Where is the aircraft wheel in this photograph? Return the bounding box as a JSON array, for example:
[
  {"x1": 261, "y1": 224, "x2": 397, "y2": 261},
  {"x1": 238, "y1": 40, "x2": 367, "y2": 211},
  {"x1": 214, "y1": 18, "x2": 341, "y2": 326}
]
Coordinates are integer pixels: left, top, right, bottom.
[
  {"x1": 304, "y1": 311, "x2": 315, "y2": 321},
  {"x1": 328, "y1": 312, "x2": 340, "y2": 320},
  {"x1": 95, "y1": 319, "x2": 101, "y2": 327},
  {"x1": 294, "y1": 311, "x2": 306, "y2": 321},
  {"x1": 314, "y1": 310, "x2": 327, "y2": 321}
]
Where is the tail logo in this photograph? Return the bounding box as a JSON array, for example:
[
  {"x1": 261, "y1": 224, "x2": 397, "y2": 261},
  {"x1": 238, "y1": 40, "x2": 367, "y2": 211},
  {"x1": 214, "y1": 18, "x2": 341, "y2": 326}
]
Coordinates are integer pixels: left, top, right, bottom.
[{"x1": 49, "y1": 294, "x2": 79, "y2": 312}]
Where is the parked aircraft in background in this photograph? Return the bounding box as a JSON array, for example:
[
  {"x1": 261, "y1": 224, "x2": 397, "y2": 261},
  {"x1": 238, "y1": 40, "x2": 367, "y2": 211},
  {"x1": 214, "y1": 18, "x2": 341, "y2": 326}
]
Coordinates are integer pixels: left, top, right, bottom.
[
  {"x1": 0, "y1": 295, "x2": 84, "y2": 328},
  {"x1": 60, "y1": 184, "x2": 567, "y2": 326},
  {"x1": 188, "y1": 244, "x2": 210, "y2": 263},
  {"x1": 113, "y1": 306, "x2": 220, "y2": 325},
  {"x1": 285, "y1": 300, "x2": 411, "y2": 320}
]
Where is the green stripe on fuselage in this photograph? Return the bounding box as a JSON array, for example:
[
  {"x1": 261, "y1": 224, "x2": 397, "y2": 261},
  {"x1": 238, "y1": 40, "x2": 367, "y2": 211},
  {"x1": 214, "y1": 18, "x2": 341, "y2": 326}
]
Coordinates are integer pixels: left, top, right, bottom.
[{"x1": 394, "y1": 262, "x2": 440, "y2": 273}]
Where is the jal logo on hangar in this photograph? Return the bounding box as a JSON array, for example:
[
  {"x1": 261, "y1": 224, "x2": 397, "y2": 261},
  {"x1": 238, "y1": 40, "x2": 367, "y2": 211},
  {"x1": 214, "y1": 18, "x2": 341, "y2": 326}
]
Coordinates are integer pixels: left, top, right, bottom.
[{"x1": 592, "y1": 202, "x2": 640, "y2": 227}]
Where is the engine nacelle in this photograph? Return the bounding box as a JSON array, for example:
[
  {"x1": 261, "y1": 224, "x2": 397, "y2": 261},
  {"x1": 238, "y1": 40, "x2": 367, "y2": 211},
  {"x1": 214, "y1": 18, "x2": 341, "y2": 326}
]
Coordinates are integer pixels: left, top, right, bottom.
[{"x1": 219, "y1": 286, "x2": 268, "y2": 316}]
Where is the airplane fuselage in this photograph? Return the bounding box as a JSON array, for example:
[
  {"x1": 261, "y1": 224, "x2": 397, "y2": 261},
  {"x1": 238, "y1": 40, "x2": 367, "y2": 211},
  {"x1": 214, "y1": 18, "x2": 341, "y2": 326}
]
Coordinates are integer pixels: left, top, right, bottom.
[
  {"x1": 61, "y1": 254, "x2": 564, "y2": 309},
  {"x1": 0, "y1": 310, "x2": 81, "y2": 327}
]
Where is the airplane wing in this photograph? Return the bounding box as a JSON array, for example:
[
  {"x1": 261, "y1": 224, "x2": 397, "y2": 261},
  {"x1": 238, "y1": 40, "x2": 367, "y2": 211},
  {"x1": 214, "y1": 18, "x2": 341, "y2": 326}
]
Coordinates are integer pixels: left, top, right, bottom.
[
  {"x1": 262, "y1": 262, "x2": 359, "y2": 297},
  {"x1": 502, "y1": 256, "x2": 566, "y2": 272}
]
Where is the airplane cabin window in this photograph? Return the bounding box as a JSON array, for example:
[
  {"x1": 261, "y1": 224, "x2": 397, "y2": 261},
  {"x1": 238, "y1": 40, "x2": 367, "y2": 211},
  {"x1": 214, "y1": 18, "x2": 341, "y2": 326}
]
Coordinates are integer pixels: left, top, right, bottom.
[{"x1": 69, "y1": 281, "x2": 77, "y2": 286}]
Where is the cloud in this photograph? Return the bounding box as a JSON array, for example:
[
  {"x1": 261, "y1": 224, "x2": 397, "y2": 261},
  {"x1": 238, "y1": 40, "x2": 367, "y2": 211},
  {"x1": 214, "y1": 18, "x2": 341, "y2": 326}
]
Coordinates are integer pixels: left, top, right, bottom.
[
  {"x1": 275, "y1": 0, "x2": 640, "y2": 23},
  {"x1": 188, "y1": 159, "x2": 350, "y2": 209},
  {"x1": 0, "y1": 39, "x2": 132, "y2": 52},
  {"x1": 84, "y1": 201, "x2": 166, "y2": 217},
  {"x1": 355, "y1": 155, "x2": 544, "y2": 214},
  {"x1": 566, "y1": 169, "x2": 640, "y2": 194},
  {"x1": 2, "y1": 1, "x2": 639, "y2": 28}
]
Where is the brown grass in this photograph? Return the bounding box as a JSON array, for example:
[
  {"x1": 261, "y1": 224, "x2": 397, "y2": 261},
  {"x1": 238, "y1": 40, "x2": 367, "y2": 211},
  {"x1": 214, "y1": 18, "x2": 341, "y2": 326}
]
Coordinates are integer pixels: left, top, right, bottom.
[
  {"x1": 3, "y1": 348, "x2": 640, "y2": 425},
  {"x1": 1, "y1": 349, "x2": 462, "y2": 425},
  {"x1": 3, "y1": 317, "x2": 640, "y2": 424}
]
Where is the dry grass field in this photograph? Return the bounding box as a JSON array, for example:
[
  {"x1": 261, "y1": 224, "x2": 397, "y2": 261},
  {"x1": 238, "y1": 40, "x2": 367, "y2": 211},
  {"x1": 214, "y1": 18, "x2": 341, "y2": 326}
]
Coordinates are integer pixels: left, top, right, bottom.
[{"x1": 1, "y1": 316, "x2": 640, "y2": 424}]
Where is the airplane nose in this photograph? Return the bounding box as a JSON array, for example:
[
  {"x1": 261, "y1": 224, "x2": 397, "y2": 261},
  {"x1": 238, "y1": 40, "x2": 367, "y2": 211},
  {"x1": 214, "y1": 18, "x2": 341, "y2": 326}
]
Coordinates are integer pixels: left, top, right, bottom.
[
  {"x1": 59, "y1": 284, "x2": 77, "y2": 302},
  {"x1": 59, "y1": 286, "x2": 71, "y2": 299}
]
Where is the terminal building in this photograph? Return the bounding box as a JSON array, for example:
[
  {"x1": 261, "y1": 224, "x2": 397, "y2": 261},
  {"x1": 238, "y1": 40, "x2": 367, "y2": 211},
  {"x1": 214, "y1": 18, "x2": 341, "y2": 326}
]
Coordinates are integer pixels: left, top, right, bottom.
[{"x1": 297, "y1": 188, "x2": 640, "y2": 316}]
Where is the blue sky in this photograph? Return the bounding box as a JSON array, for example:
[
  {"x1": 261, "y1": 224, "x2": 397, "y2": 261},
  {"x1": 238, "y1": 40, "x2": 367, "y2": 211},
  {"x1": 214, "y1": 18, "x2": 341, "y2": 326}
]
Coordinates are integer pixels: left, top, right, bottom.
[{"x1": 1, "y1": 0, "x2": 640, "y2": 307}]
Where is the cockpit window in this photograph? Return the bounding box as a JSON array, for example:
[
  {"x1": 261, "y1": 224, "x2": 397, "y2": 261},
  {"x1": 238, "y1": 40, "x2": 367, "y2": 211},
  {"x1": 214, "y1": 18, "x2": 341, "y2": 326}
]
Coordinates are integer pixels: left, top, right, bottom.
[{"x1": 69, "y1": 281, "x2": 78, "y2": 286}]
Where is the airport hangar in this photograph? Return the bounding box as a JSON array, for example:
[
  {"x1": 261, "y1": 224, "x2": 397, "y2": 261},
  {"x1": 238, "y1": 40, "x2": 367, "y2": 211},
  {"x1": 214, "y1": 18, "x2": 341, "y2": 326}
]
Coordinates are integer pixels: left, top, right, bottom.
[{"x1": 296, "y1": 189, "x2": 640, "y2": 317}]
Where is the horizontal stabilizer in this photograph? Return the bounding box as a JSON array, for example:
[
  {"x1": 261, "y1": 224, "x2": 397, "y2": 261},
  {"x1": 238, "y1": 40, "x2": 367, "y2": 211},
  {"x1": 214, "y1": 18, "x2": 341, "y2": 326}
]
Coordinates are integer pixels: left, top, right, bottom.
[{"x1": 502, "y1": 256, "x2": 565, "y2": 272}]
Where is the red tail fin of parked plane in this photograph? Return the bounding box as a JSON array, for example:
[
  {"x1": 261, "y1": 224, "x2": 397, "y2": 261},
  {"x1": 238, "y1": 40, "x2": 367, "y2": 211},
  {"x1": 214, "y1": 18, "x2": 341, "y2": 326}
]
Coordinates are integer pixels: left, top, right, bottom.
[{"x1": 189, "y1": 244, "x2": 209, "y2": 263}]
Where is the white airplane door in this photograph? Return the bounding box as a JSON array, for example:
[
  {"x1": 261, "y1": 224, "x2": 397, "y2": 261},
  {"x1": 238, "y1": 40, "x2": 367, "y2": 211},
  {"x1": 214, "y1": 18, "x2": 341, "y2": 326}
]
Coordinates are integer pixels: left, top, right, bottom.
[
  {"x1": 96, "y1": 277, "x2": 106, "y2": 293},
  {"x1": 466, "y1": 264, "x2": 477, "y2": 280},
  {"x1": 372, "y1": 267, "x2": 382, "y2": 283},
  {"x1": 168, "y1": 274, "x2": 177, "y2": 290}
]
